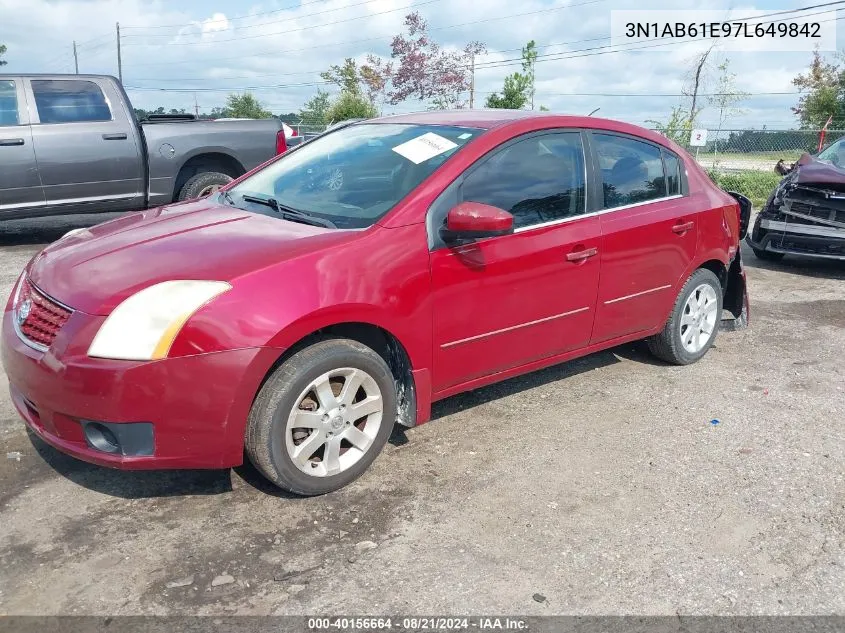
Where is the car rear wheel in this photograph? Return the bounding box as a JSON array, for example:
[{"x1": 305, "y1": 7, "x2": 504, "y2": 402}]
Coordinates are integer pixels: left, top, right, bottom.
[
  {"x1": 177, "y1": 171, "x2": 234, "y2": 201},
  {"x1": 245, "y1": 338, "x2": 396, "y2": 496},
  {"x1": 647, "y1": 268, "x2": 722, "y2": 365}
]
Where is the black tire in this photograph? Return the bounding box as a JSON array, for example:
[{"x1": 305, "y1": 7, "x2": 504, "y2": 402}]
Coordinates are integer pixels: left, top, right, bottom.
[
  {"x1": 177, "y1": 171, "x2": 233, "y2": 201},
  {"x1": 647, "y1": 268, "x2": 723, "y2": 366},
  {"x1": 751, "y1": 246, "x2": 784, "y2": 262},
  {"x1": 245, "y1": 338, "x2": 397, "y2": 496}
]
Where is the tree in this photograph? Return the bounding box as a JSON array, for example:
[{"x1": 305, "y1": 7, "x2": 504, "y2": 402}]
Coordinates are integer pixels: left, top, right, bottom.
[
  {"x1": 485, "y1": 73, "x2": 531, "y2": 109},
  {"x1": 380, "y1": 12, "x2": 485, "y2": 109},
  {"x1": 326, "y1": 91, "x2": 377, "y2": 123},
  {"x1": 792, "y1": 50, "x2": 845, "y2": 129},
  {"x1": 708, "y1": 58, "x2": 749, "y2": 161},
  {"x1": 300, "y1": 90, "x2": 332, "y2": 126},
  {"x1": 0, "y1": 44, "x2": 7, "y2": 66},
  {"x1": 223, "y1": 92, "x2": 271, "y2": 118},
  {"x1": 485, "y1": 40, "x2": 536, "y2": 110},
  {"x1": 320, "y1": 58, "x2": 363, "y2": 96},
  {"x1": 646, "y1": 105, "x2": 693, "y2": 146},
  {"x1": 683, "y1": 45, "x2": 714, "y2": 127},
  {"x1": 522, "y1": 40, "x2": 537, "y2": 110}
]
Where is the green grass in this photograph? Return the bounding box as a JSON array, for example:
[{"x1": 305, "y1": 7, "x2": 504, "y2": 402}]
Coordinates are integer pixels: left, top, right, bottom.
[{"x1": 707, "y1": 169, "x2": 782, "y2": 209}]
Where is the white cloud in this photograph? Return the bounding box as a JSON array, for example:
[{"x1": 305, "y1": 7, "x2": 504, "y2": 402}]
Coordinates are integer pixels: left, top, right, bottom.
[{"x1": 0, "y1": 0, "x2": 835, "y2": 128}]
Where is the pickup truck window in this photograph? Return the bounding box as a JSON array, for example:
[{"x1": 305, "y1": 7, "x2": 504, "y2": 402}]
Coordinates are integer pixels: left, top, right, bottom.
[
  {"x1": 0, "y1": 80, "x2": 18, "y2": 126},
  {"x1": 31, "y1": 79, "x2": 111, "y2": 124},
  {"x1": 228, "y1": 123, "x2": 480, "y2": 229}
]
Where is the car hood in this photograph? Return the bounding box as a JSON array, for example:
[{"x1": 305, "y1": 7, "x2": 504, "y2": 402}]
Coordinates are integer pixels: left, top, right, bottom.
[
  {"x1": 791, "y1": 153, "x2": 845, "y2": 189},
  {"x1": 28, "y1": 199, "x2": 358, "y2": 315}
]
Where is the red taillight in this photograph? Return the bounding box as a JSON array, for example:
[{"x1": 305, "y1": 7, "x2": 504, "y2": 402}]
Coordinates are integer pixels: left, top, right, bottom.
[{"x1": 275, "y1": 130, "x2": 287, "y2": 155}]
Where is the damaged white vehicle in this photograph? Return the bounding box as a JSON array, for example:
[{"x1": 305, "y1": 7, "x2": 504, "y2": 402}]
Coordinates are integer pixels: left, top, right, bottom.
[{"x1": 749, "y1": 141, "x2": 845, "y2": 261}]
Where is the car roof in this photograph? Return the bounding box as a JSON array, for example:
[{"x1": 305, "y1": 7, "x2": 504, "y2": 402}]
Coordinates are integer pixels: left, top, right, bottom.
[{"x1": 366, "y1": 109, "x2": 675, "y2": 148}]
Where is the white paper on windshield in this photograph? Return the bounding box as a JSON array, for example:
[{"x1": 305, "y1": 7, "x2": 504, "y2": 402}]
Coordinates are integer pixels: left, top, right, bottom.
[{"x1": 392, "y1": 133, "x2": 458, "y2": 164}]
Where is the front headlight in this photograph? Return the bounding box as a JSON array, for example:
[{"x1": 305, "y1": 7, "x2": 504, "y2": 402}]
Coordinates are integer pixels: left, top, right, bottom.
[{"x1": 88, "y1": 280, "x2": 231, "y2": 361}]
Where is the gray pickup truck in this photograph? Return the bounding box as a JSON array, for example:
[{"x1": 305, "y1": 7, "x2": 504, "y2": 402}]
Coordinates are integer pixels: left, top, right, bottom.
[{"x1": 0, "y1": 74, "x2": 285, "y2": 219}]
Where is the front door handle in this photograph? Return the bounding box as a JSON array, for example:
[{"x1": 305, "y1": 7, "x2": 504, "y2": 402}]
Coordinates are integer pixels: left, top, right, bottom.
[
  {"x1": 0, "y1": 138, "x2": 24, "y2": 146},
  {"x1": 566, "y1": 247, "x2": 598, "y2": 262},
  {"x1": 102, "y1": 133, "x2": 128, "y2": 140},
  {"x1": 672, "y1": 221, "x2": 695, "y2": 234}
]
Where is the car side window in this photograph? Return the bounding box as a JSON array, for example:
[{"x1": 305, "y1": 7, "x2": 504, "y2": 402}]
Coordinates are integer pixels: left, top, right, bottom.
[
  {"x1": 594, "y1": 133, "x2": 667, "y2": 209},
  {"x1": 662, "y1": 149, "x2": 682, "y2": 196},
  {"x1": 31, "y1": 80, "x2": 111, "y2": 124},
  {"x1": 460, "y1": 133, "x2": 586, "y2": 230},
  {"x1": 0, "y1": 80, "x2": 19, "y2": 126}
]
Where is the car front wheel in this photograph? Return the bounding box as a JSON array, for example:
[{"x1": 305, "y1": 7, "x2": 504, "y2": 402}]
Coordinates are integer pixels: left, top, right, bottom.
[
  {"x1": 245, "y1": 338, "x2": 396, "y2": 496},
  {"x1": 647, "y1": 268, "x2": 723, "y2": 365}
]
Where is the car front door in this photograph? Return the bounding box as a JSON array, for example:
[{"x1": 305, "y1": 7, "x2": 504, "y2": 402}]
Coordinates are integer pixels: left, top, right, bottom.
[
  {"x1": 588, "y1": 133, "x2": 697, "y2": 344},
  {"x1": 0, "y1": 77, "x2": 44, "y2": 214},
  {"x1": 26, "y1": 77, "x2": 145, "y2": 213},
  {"x1": 429, "y1": 131, "x2": 601, "y2": 393}
]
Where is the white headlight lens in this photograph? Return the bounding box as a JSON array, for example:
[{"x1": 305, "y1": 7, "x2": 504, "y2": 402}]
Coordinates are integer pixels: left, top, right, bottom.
[{"x1": 88, "y1": 280, "x2": 231, "y2": 361}]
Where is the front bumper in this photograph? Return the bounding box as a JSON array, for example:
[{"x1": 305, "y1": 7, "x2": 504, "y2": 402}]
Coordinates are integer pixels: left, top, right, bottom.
[
  {"x1": 748, "y1": 217, "x2": 845, "y2": 260},
  {"x1": 2, "y1": 308, "x2": 279, "y2": 470}
]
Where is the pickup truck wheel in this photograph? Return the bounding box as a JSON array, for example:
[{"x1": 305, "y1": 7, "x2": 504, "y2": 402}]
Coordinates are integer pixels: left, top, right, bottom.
[
  {"x1": 245, "y1": 338, "x2": 397, "y2": 496},
  {"x1": 178, "y1": 172, "x2": 233, "y2": 201},
  {"x1": 647, "y1": 268, "x2": 722, "y2": 366}
]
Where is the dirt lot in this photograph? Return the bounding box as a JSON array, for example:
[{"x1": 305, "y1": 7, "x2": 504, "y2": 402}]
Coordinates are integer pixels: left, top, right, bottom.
[{"x1": 0, "y1": 214, "x2": 843, "y2": 616}]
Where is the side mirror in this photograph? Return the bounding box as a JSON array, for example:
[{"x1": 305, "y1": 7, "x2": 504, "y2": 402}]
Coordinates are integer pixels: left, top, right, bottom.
[{"x1": 441, "y1": 202, "x2": 514, "y2": 242}]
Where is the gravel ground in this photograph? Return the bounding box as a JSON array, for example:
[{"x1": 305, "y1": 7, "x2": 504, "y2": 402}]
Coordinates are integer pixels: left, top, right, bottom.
[{"x1": 0, "y1": 213, "x2": 843, "y2": 616}]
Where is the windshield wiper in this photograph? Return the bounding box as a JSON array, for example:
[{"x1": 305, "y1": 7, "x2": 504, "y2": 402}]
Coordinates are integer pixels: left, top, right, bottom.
[{"x1": 241, "y1": 194, "x2": 337, "y2": 229}]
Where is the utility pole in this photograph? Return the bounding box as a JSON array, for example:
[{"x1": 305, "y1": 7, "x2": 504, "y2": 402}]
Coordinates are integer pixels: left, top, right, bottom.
[
  {"x1": 116, "y1": 22, "x2": 123, "y2": 84},
  {"x1": 469, "y1": 54, "x2": 475, "y2": 109},
  {"x1": 194, "y1": 92, "x2": 200, "y2": 117},
  {"x1": 73, "y1": 41, "x2": 79, "y2": 74}
]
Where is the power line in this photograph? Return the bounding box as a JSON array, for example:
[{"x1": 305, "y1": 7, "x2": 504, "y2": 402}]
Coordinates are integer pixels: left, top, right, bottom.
[
  {"x1": 121, "y1": 0, "x2": 443, "y2": 46},
  {"x1": 122, "y1": 0, "x2": 398, "y2": 38},
  {"x1": 121, "y1": 0, "x2": 606, "y2": 51},
  {"x1": 121, "y1": 0, "x2": 331, "y2": 30}
]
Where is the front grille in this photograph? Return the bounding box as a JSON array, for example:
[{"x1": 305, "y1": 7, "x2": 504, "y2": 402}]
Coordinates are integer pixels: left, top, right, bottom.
[
  {"x1": 787, "y1": 201, "x2": 845, "y2": 226},
  {"x1": 15, "y1": 278, "x2": 72, "y2": 349}
]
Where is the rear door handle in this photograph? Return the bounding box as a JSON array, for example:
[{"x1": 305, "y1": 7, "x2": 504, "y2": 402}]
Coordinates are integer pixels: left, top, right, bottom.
[
  {"x1": 672, "y1": 221, "x2": 695, "y2": 234},
  {"x1": 102, "y1": 133, "x2": 128, "y2": 140},
  {"x1": 0, "y1": 138, "x2": 24, "y2": 146},
  {"x1": 566, "y1": 247, "x2": 598, "y2": 262}
]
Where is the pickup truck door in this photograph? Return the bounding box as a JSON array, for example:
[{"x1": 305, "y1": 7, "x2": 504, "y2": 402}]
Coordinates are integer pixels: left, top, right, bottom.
[
  {"x1": 25, "y1": 76, "x2": 145, "y2": 213},
  {"x1": 0, "y1": 78, "x2": 45, "y2": 214}
]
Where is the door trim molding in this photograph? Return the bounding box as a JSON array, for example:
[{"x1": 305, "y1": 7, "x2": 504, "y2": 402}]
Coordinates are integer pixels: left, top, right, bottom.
[
  {"x1": 604, "y1": 284, "x2": 672, "y2": 305},
  {"x1": 440, "y1": 306, "x2": 590, "y2": 349}
]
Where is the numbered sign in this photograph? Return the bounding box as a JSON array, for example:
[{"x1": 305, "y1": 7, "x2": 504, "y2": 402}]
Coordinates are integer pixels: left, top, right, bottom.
[{"x1": 690, "y1": 129, "x2": 708, "y2": 147}]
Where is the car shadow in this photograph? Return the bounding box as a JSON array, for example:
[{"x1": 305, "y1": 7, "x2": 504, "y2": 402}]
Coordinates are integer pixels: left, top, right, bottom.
[
  {"x1": 741, "y1": 241, "x2": 845, "y2": 280},
  {"x1": 427, "y1": 343, "x2": 657, "y2": 422},
  {"x1": 26, "y1": 430, "x2": 234, "y2": 499},
  {"x1": 0, "y1": 213, "x2": 127, "y2": 246},
  {"x1": 24, "y1": 342, "x2": 663, "y2": 499}
]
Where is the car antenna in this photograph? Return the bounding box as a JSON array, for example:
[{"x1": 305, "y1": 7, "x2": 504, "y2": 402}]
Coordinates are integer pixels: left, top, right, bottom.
[{"x1": 588, "y1": 107, "x2": 601, "y2": 116}]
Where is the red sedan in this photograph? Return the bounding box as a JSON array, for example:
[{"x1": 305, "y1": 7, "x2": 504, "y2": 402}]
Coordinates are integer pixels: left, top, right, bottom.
[{"x1": 2, "y1": 111, "x2": 750, "y2": 496}]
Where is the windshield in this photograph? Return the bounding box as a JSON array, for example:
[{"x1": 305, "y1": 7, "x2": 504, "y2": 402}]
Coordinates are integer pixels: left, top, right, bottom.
[
  {"x1": 817, "y1": 138, "x2": 845, "y2": 165},
  {"x1": 227, "y1": 123, "x2": 481, "y2": 228}
]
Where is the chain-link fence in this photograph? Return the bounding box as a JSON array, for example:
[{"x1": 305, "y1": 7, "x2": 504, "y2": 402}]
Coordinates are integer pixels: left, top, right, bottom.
[{"x1": 663, "y1": 128, "x2": 844, "y2": 208}]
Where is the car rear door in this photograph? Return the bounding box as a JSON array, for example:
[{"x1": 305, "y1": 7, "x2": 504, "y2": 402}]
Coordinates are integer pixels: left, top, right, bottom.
[
  {"x1": 25, "y1": 76, "x2": 145, "y2": 213},
  {"x1": 588, "y1": 132, "x2": 697, "y2": 344},
  {"x1": 0, "y1": 77, "x2": 45, "y2": 214},
  {"x1": 428, "y1": 130, "x2": 601, "y2": 392}
]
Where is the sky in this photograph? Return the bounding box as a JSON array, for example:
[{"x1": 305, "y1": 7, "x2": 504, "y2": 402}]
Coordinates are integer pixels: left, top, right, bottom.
[{"x1": 0, "y1": 0, "x2": 840, "y2": 130}]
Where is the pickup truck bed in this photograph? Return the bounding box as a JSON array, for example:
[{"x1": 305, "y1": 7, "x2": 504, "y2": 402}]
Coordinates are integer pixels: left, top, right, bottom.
[{"x1": 0, "y1": 74, "x2": 284, "y2": 220}]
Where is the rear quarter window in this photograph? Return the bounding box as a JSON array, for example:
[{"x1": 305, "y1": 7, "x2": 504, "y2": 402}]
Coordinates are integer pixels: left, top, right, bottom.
[{"x1": 31, "y1": 79, "x2": 112, "y2": 124}]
